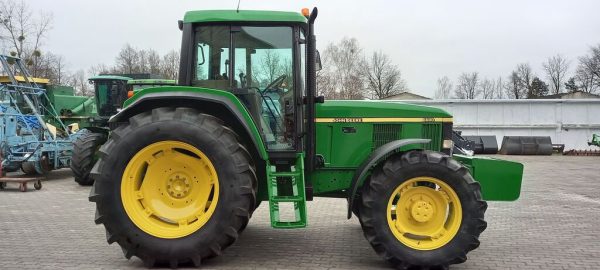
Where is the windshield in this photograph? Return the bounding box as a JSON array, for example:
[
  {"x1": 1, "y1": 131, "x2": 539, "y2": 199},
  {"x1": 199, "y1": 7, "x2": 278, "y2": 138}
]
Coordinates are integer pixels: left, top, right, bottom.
[
  {"x1": 95, "y1": 80, "x2": 128, "y2": 116},
  {"x1": 193, "y1": 25, "x2": 296, "y2": 151}
]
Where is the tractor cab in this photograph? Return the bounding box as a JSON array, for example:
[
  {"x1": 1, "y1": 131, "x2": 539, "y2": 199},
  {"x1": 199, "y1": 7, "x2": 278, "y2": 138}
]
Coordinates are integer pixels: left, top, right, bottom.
[
  {"x1": 178, "y1": 10, "x2": 316, "y2": 153},
  {"x1": 88, "y1": 75, "x2": 132, "y2": 119}
]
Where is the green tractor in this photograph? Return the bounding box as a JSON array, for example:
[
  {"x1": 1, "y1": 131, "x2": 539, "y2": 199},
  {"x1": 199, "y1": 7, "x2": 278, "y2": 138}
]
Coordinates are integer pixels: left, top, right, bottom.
[
  {"x1": 89, "y1": 8, "x2": 523, "y2": 269},
  {"x1": 589, "y1": 134, "x2": 600, "y2": 147},
  {"x1": 70, "y1": 76, "x2": 175, "y2": 185}
]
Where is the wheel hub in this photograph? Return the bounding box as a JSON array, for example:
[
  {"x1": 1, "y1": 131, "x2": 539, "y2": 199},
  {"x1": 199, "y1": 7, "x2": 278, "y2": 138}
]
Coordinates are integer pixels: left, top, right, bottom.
[
  {"x1": 121, "y1": 141, "x2": 220, "y2": 239},
  {"x1": 167, "y1": 174, "x2": 191, "y2": 198},
  {"x1": 387, "y1": 177, "x2": 462, "y2": 250},
  {"x1": 411, "y1": 200, "x2": 434, "y2": 223}
]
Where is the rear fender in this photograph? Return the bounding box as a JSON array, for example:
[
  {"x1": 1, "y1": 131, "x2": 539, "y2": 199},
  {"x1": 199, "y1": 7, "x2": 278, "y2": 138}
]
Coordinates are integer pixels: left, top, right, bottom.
[{"x1": 110, "y1": 86, "x2": 268, "y2": 161}]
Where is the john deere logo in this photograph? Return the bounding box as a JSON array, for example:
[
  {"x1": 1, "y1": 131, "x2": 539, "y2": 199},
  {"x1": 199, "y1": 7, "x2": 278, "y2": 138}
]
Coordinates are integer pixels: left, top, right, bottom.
[{"x1": 333, "y1": 118, "x2": 363, "y2": 123}]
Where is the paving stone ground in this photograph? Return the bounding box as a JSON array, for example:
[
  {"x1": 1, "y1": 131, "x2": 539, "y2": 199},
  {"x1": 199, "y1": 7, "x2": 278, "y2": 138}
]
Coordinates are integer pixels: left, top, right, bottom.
[{"x1": 0, "y1": 155, "x2": 599, "y2": 270}]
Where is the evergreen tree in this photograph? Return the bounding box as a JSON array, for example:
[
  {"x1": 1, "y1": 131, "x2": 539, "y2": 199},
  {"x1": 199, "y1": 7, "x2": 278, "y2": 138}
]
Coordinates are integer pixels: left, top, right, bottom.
[
  {"x1": 529, "y1": 77, "x2": 549, "y2": 98},
  {"x1": 564, "y1": 77, "x2": 578, "y2": 92}
]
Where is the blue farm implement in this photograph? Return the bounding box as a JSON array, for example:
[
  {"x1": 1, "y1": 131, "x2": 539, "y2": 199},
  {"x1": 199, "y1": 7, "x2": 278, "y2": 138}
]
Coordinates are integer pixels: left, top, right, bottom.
[{"x1": 0, "y1": 55, "x2": 75, "y2": 175}]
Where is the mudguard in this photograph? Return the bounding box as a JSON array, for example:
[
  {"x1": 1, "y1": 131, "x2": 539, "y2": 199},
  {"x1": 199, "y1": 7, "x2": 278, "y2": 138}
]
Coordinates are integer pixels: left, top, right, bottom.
[
  {"x1": 347, "y1": 138, "x2": 431, "y2": 219},
  {"x1": 110, "y1": 86, "x2": 268, "y2": 160}
]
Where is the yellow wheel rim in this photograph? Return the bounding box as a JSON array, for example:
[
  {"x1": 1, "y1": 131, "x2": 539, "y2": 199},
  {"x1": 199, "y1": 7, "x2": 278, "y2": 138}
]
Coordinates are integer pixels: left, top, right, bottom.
[
  {"x1": 121, "y1": 141, "x2": 219, "y2": 239},
  {"x1": 386, "y1": 177, "x2": 462, "y2": 250}
]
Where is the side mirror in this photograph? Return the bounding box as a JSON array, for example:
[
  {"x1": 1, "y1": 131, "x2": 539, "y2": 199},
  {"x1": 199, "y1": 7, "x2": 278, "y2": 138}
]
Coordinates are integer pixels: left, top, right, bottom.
[
  {"x1": 315, "y1": 50, "x2": 322, "y2": 71},
  {"x1": 197, "y1": 44, "x2": 206, "y2": 65}
]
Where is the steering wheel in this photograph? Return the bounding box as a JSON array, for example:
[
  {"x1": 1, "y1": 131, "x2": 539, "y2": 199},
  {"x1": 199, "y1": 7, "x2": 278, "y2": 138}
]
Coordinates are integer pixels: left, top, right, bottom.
[{"x1": 262, "y1": 74, "x2": 287, "y2": 93}]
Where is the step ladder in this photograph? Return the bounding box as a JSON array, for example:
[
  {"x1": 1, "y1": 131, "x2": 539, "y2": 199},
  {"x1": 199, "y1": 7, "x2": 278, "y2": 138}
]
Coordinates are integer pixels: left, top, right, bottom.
[{"x1": 267, "y1": 153, "x2": 307, "y2": 228}]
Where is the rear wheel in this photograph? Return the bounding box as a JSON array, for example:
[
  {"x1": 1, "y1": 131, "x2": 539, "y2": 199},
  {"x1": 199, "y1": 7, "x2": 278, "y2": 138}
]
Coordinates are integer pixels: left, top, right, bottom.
[
  {"x1": 359, "y1": 150, "x2": 487, "y2": 269},
  {"x1": 90, "y1": 107, "x2": 256, "y2": 267},
  {"x1": 21, "y1": 155, "x2": 52, "y2": 175},
  {"x1": 71, "y1": 131, "x2": 107, "y2": 186},
  {"x1": 21, "y1": 162, "x2": 38, "y2": 175}
]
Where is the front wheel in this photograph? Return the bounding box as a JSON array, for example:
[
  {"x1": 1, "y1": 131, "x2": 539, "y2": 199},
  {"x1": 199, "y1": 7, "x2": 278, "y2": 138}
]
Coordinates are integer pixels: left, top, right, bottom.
[
  {"x1": 358, "y1": 150, "x2": 487, "y2": 269},
  {"x1": 89, "y1": 107, "x2": 257, "y2": 267}
]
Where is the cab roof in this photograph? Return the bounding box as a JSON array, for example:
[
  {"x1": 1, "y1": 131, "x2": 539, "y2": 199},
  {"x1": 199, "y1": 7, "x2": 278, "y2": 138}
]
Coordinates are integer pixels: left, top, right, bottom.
[
  {"x1": 127, "y1": 79, "x2": 177, "y2": 85},
  {"x1": 183, "y1": 10, "x2": 307, "y2": 24},
  {"x1": 88, "y1": 75, "x2": 133, "y2": 81}
]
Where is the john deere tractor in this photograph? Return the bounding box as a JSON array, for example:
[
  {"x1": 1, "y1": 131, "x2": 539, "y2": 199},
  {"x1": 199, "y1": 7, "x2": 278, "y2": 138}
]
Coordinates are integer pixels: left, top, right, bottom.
[
  {"x1": 71, "y1": 76, "x2": 175, "y2": 185},
  {"x1": 89, "y1": 8, "x2": 523, "y2": 269}
]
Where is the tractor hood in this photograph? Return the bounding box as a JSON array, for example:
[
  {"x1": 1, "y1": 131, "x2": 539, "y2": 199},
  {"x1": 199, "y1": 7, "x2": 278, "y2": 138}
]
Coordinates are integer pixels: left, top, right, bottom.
[{"x1": 315, "y1": 100, "x2": 452, "y2": 119}]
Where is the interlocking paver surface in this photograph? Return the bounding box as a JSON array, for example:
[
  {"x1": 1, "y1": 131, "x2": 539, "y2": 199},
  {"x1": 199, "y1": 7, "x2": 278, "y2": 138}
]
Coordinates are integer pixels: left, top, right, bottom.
[{"x1": 0, "y1": 155, "x2": 599, "y2": 269}]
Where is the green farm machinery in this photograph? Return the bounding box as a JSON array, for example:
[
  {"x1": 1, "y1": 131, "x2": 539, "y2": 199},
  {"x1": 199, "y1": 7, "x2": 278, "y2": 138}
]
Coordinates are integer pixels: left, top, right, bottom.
[
  {"x1": 70, "y1": 76, "x2": 176, "y2": 185},
  {"x1": 589, "y1": 134, "x2": 600, "y2": 147},
  {"x1": 89, "y1": 8, "x2": 524, "y2": 269}
]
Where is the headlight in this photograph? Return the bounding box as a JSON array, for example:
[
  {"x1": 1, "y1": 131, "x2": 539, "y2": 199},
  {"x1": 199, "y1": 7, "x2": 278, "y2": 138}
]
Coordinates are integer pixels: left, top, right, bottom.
[{"x1": 443, "y1": 139, "x2": 454, "y2": 149}]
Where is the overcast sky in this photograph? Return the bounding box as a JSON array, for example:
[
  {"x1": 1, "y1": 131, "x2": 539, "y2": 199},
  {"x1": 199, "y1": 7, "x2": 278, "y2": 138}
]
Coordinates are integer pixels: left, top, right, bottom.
[{"x1": 23, "y1": 0, "x2": 600, "y2": 97}]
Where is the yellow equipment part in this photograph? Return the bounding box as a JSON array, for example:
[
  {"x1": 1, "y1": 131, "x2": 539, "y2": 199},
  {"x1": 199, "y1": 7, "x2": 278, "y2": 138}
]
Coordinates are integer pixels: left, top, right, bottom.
[
  {"x1": 121, "y1": 141, "x2": 219, "y2": 239},
  {"x1": 386, "y1": 177, "x2": 462, "y2": 250}
]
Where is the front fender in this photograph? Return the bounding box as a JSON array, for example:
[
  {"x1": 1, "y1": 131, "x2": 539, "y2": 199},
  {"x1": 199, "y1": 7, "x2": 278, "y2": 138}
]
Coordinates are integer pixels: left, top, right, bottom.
[{"x1": 347, "y1": 138, "x2": 431, "y2": 219}]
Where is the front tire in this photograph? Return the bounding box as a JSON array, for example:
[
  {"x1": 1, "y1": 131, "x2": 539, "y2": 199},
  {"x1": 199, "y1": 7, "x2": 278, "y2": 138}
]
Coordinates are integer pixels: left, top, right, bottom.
[
  {"x1": 359, "y1": 150, "x2": 487, "y2": 269},
  {"x1": 71, "y1": 131, "x2": 107, "y2": 186},
  {"x1": 89, "y1": 107, "x2": 257, "y2": 267}
]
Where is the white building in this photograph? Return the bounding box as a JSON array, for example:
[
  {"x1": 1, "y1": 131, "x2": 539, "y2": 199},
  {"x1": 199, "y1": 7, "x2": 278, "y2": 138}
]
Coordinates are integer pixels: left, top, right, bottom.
[{"x1": 387, "y1": 99, "x2": 600, "y2": 151}]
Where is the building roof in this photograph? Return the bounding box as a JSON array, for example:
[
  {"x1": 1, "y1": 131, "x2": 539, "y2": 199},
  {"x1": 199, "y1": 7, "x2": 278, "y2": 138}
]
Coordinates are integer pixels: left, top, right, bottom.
[
  {"x1": 536, "y1": 91, "x2": 600, "y2": 99},
  {"x1": 382, "y1": 92, "x2": 431, "y2": 100},
  {"x1": 183, "y1": 10, "x2": 307, "y2": 24}
]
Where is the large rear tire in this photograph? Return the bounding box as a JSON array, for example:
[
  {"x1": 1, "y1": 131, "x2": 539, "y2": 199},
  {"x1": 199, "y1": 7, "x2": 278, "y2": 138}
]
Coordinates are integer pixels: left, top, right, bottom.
[
  {"x1": 89, "y1": 107, "x2": 256, "y2": 267},
  {"x1": 358, "y1": 150, "x2": 487, "y2": 269},
  {"x1": 71, "y1": 131, "x2": 107, "y2": 186}
]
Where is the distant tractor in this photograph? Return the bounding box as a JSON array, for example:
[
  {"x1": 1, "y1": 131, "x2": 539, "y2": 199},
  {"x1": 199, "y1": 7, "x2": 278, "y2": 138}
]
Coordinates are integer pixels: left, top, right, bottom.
[
  {"x1": 70, "y1": 76, "x2": 176, "y2": 185},
  {"x1": 589, "y1": 134, "x2": 600, "y2": 147},
  {"x1": 89, "y1": 8, "x2": 524, "y2": 269}
]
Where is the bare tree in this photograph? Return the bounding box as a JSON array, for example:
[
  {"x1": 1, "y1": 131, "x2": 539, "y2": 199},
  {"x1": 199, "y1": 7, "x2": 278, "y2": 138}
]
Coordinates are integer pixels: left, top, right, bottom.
[
  {"x1": 505, "y1": 71, "x2": 525, "y2": 99},
  {"x1": 575, "y1": 44, "x2": 600, "y2": 93},
  {"x1": 136, "y1": 49, "x2": 149, "y2": 73},
  {"x1": 543, "y1": 54, "x2": 569, "y2": 94},
  {"x1": 160, "y1": 49, "x2": 179, "y2": 80},
  {"x1": 0, "y1": 0, "x2": 52, "y2": 75},
  {"x1": 361, "y1": 51, "x2": 407, "y2": 99},
  {"x1": 88, "y1": 63, "x2": 111, "y2": 76},
  {"x1": 494, "y1": 76, "x2": 504, "y2": 99},
  {"x1": 319, "y1": 37, "x2": 366, "y2": 99},
  {"x1": 480, "y1": 78, "x2": 495, "y2": 99},
  {"x1": 67, "y1": 69, "x2": 92, "y2": 96},
  {"x1": 147, "y1": 49, "x2": 161, "y2": 75},
  {"x1": 516, "y1": 63, "x2": 533, "y2": 97},
  {"x1": 454, "y1": 72, "x2": 479, "y2": 99},
  {"x1": 115, "y1": 44, "x2": 139, "y2": 74},
  {"x1": 435, "y1": 76, "x2": 452, "y2": 99},
  {"x1": 257, "y1": 49, "x2": 282, "y2": 84},
  {"x1": 575, "y1": 65, "x2": 597, "y2": 93}
]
